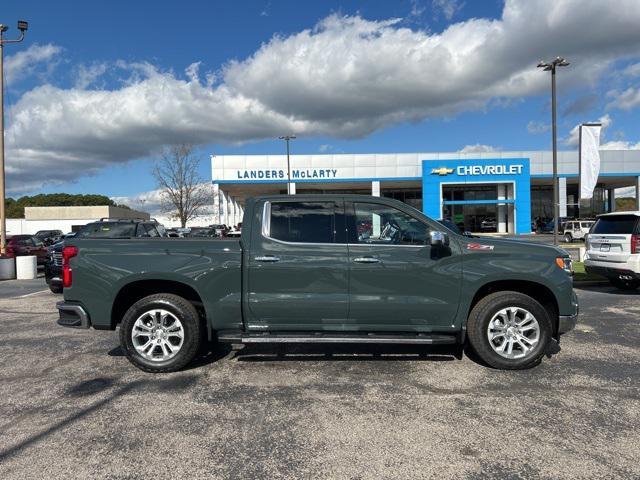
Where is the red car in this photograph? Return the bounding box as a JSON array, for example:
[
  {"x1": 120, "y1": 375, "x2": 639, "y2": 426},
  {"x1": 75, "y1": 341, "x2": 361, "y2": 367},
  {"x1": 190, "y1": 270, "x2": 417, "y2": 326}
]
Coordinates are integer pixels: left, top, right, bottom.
[{"x1": 5, "y1": 235, "x2": 48, "y2": 265}]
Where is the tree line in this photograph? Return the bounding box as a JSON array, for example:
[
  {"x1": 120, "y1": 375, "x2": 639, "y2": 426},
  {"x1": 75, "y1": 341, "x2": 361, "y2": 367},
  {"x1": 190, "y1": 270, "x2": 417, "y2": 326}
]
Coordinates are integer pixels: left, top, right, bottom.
[{"x1": 5, "y1": 193, "x2": 130, "y2": 218}]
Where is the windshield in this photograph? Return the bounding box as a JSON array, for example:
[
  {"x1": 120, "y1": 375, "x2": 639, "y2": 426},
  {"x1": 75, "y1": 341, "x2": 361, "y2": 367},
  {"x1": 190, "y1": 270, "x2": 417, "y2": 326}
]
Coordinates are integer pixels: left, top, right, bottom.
[
  {"x1": 591, "y1": 215, "x2": 639, "y2": 234},
  {"x1": 75, "y1": 222, "x2": 137, "y2": 238}
]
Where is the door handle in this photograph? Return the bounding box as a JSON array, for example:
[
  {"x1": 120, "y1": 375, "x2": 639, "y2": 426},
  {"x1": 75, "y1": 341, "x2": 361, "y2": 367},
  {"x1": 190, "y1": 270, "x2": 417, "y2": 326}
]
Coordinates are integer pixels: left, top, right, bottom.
[
  {"x1": 255, "y1": 255, "x2": 280, "y2": 262},
  {"x1": 353, "y1": 256, "x2": 380, "y2": 264}
]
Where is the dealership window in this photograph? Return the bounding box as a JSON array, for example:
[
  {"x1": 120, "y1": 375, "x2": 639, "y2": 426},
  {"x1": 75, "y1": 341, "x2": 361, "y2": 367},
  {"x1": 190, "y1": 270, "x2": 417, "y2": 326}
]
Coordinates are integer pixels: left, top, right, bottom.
[
  {"x1": 382, "y1": 188, "x2": 423, "y2": 212},
  {"x1": 352, "y1": 202, "x2": 429, "y2": 245},
  {"x1": 269, "y1": 201, "x2": 336, "y2": 243}
]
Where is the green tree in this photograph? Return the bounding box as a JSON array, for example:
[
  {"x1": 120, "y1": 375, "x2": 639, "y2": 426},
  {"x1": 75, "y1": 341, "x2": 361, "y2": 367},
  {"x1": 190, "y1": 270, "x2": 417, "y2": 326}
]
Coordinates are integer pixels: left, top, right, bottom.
[
  {"x1": 616, "y1": 197, "x2": 636, "y2": 212},
  {"x1": 4, "y1": 193, "x2": 131, "y2": 218}
]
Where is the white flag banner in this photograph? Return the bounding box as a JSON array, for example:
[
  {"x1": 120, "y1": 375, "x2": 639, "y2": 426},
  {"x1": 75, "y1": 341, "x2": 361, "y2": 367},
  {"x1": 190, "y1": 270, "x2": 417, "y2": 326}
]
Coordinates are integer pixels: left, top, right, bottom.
[{"x1": 580, "y1": 124, "x2": 602, "y2": 200}]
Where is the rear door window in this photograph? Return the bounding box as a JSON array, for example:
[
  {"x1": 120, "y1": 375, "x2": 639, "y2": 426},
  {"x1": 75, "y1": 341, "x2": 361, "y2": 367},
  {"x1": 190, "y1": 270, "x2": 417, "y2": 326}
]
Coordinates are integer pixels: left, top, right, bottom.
[
  {"x1": 591, "y1": 216, "x2": 639, "y2": 234},
  {"x1": 268, "y1": 201, "x2": 336, "y2": 244}
]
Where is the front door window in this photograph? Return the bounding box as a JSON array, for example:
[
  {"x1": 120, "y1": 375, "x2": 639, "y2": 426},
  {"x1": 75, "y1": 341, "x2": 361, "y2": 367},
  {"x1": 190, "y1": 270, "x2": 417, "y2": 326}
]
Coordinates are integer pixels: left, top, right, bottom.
[{"x1": 353, "y1": 202, "x2": 429, "y2": 245}]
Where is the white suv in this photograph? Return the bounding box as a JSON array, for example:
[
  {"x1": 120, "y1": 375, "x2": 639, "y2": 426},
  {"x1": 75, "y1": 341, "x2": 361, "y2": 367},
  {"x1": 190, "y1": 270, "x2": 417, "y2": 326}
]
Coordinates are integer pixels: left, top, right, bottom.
[
  {"x1": 563, "y1": 220, "x2": 594, "y2": 243},
  {"x1": 584, "y1": 211, "x2": 640, "y2": 290}
]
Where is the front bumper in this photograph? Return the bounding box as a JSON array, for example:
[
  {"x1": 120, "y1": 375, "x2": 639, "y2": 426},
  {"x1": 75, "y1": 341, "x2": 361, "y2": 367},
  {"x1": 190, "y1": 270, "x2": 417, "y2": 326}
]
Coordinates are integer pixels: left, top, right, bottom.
[
  {"x1": 558, "y1": 313, "x2": 578, "y2": 334},
  {"x1": 56, "y1": 301, "x2": 91, "y2": 329},
  {"x1": 558, "y1": 289, "x2": 579, "y2": 335}
]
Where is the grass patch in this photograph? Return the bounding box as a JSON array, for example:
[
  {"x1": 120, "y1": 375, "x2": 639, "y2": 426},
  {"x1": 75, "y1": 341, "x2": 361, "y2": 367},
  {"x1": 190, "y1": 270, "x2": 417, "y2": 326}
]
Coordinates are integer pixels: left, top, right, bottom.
[{"x1": 573, "y1": 261, "x2": 606, "y2": 282}]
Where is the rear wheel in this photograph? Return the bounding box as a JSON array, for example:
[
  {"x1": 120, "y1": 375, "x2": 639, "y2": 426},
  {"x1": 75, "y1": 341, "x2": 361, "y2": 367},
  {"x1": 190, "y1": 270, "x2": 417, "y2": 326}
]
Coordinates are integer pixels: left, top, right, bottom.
[
  {"x1": 564, "y1": 233, "x2": 573, "y2": 243},
  {"x1": 467, "y1": 291, "x2": 552, "y2": 370},
  {"x1": 119, "y1": 293, "x2": 204, "y2": 373},
  {"x1": 609, "y1": 278, "x2": 640, "y2": 291}
]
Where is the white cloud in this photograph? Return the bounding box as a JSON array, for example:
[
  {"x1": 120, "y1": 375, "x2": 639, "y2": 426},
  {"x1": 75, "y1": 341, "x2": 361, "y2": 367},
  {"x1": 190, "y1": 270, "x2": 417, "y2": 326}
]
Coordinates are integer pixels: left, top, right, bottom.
[
  {"x1": 565, "y1": 114, "x2": 612, "y2": 147},
  {"x1": 606, "y1": 87, "x2": 640, "y2": 111},
  {"x1": 5, "y1": 0, "x2": 640, "y2": 193},
  {"x1": 409, "y1": 0, "x2": 427, "y2": 19},
  {"x1": 527, "y1": 120, "x2": 550, "y2": 134},
  {"x1": 600, "y1": 140, "x2": 640, "y2": 150},
  {"x1": 111, "y1": 188, "x2": 165, "y2": 214},
  {"x1": 4, "y1": 43, "x2": 62, "y2": 86},
  {"x1": 432, "y1": 0, "x2": 464, "y2": 21},
  {"x1": 615, "y1": 186, "x2": 636, "y2": 198},
  {"x1": 459, "y1": 144, "x2": 499, "y2": 153},
  {"x1": 623, "y1": 62, "x2": 640, "y2": 76},
  {"x1": 111, "y1": 183, "x2": 216, "y2": 216},
  {"x1": 75, "y1": 63, "x2": 108, "y2": 89}
]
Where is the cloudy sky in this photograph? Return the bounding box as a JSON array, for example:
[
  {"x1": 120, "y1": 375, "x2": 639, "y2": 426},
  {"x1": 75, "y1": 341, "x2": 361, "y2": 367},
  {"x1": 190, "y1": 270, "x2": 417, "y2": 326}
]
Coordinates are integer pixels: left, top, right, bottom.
[{"x1": 3, "y1": 0, "x2": 640, "y2": 202}]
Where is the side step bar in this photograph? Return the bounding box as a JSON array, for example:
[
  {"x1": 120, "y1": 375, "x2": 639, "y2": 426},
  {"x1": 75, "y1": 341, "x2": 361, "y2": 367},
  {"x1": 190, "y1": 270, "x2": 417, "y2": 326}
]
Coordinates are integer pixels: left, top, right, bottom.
[{"x1": 217, "y1": 332, "x2": 457, "y2": 345}]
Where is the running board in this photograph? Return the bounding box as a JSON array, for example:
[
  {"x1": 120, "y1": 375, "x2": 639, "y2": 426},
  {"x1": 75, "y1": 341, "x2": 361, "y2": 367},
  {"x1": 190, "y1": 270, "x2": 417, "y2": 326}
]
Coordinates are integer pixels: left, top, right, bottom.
[{"x1": 217, "y1": 332, "x2": 458, "y2": 345}]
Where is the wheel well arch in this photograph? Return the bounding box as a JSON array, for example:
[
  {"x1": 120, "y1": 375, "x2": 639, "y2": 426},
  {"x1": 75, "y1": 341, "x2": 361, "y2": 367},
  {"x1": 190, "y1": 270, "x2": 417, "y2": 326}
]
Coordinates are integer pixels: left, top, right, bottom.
[
  {"x1": 468, "y1": 280, "x2": 559, "y2": 335},
  {"x1": 111, "y1": 279, "x2": 206, "y2": 329}
]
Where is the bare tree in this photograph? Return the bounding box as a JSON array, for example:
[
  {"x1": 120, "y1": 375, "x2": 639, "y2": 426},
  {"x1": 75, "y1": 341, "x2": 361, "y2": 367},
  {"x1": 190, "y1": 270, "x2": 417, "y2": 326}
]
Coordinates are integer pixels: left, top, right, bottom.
[{"x1": 153, "y1": 144, "x2": 209, "y2": 227}]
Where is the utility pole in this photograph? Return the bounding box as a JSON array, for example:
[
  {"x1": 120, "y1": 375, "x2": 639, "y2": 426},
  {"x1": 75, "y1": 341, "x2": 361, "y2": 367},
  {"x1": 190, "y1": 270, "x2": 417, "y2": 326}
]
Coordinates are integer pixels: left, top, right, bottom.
[
  {"x1": 0, "y1": 20, "x2": 28, "y2": 254},
  {"x1": 537, "y1": 57, "x2": 569, "y2": 246},
  {"x1": 279, "y1": 135, "x2": 296, "y2": 195}
]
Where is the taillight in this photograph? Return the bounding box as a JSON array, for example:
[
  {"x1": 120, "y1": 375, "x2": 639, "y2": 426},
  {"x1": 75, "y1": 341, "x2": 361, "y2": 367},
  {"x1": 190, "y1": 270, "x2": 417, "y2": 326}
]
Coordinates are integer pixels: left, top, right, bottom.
[
  {"x1": 62, "y1": 246, "x2": 79, "y2": 288},
  {"x1": 5, "y1": 245, "x2": 15, "y2": 257},
  {"x1": 632, "y1": 234, "x2": 640, "y2": 254}
]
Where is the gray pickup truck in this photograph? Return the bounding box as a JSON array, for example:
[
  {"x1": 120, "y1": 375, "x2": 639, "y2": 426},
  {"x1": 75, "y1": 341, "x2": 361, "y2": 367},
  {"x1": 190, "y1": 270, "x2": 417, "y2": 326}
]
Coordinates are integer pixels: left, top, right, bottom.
[{"x1": 57, "y1": 195, "x2": 578, "y2": 372}]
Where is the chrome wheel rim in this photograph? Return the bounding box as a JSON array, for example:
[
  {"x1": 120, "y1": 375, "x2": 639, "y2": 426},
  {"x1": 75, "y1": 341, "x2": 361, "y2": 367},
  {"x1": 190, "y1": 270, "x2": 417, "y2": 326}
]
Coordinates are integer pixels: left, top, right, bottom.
[
  {"x1": 131, "y1": 309, "x2": 184, "y2": 362},
  {"x1": 487, "y1": 307, "x2": 540, "y2": 360}
]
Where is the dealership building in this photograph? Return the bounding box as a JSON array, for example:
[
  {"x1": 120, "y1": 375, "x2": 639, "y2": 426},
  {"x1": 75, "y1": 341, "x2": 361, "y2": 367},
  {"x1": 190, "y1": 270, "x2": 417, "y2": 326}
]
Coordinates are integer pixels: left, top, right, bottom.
[{"x1": 211, "y1": 150, "x2": 640, "y2": 234}]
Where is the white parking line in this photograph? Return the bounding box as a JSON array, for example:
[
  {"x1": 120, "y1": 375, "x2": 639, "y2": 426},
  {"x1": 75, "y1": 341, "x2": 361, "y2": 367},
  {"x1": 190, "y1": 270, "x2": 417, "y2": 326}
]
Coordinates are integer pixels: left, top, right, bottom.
[{"x1": 18, "y1": 289, "x2": 51, "y2": 298}]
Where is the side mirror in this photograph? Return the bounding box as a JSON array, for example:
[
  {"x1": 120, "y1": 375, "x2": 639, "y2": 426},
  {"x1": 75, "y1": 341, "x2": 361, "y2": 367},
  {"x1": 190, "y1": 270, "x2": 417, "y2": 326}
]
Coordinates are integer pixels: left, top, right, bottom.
[{"x1": 429, "y1": 230, "x2": 449, "y2": 247}]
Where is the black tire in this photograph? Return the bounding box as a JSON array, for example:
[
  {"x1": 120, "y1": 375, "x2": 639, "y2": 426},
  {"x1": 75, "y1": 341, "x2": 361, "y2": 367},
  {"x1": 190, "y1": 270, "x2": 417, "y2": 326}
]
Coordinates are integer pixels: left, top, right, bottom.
[
  {"x1": 119, "y1": 293, "x2": 205, "y2": 373},
  {"x1": 466, "y1": 291, "x2": 553, "y2": 370},
  {"x1": 49, "y1": 283, "x2": 63, "y2": 294},
  {"x1": 564, "y1": 233, "x2": 573, "y2": 243},
  {"x1": 609, "y1": 278, "x2": 640, "y2": 291}
]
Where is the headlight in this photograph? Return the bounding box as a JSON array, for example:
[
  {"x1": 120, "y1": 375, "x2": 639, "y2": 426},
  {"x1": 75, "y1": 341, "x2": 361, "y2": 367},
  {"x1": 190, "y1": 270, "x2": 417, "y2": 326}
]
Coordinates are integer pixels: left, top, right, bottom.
[{"x1": 555, "y1": 257, "x2": 573, "y2": 274}]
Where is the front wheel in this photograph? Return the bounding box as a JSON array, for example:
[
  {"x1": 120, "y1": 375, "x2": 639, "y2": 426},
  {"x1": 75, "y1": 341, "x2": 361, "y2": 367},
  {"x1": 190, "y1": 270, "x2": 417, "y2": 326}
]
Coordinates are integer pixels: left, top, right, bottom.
[
  {"x1": 466, "y1": 291, "x2": 553, "y2": 370},
  {"x1": 119, "y1": 293, "x2": 205, "y2": 373},
  {"x1": 564, "y1": 233, "x2": 573, "y2": 243},
  {"x1": 609, "y1": 278, "x2": 640, "y2": 291}
]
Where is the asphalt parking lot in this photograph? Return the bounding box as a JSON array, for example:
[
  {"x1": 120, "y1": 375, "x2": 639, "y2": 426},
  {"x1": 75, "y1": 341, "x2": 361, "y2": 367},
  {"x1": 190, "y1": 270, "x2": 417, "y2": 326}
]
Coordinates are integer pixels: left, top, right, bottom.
[{"x1": 0, "y1": 280, "x2": 638, "y2": 479}]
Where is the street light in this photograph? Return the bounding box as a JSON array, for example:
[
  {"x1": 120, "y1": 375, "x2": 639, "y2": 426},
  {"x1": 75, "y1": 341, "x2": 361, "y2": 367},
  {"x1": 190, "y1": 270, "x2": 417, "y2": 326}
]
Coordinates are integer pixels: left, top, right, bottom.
[
  {"x1": 278, "y1": 135, "x2": 296, "y2": 195},
  {"x1": 0, "y1": 20, "x2": 28, "y2": 255},
  {"x1": 537, "y1": 56, "x2": 569, "y2": 246}
]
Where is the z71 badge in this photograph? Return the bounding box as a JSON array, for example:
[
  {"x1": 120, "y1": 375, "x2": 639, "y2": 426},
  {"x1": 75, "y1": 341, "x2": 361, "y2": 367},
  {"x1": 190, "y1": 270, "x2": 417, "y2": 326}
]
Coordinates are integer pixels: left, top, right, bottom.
[{"x1": 467, "y1": 243, "x2": 494, "y2": 251}]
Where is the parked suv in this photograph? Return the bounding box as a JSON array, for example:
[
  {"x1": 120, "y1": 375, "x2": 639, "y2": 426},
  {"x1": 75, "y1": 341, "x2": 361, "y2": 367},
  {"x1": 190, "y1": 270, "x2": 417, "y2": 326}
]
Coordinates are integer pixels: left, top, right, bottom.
[
  {"x1": 584, "y1": 212, "x2": 640, "y2": 290},
  {"x1": 5, "y1": 235, "x2": 48, "y2": 265},
  {"x1": 562, "y1": 220, "x2": 594, "y2": 243}
]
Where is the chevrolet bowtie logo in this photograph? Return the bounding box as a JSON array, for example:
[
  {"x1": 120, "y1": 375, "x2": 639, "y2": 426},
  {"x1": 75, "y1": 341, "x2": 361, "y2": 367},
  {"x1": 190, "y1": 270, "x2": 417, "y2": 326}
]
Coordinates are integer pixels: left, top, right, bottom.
[{"x1": 431, "y1": 167, "x2": 454, "y2": 176}]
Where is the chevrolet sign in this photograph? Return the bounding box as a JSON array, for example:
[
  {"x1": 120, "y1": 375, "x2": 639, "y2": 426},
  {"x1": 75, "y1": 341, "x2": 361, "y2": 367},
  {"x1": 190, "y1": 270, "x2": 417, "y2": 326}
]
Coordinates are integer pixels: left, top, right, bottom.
[{"x1": 457, "y1": 164, "x2": 524, "y2": 176}]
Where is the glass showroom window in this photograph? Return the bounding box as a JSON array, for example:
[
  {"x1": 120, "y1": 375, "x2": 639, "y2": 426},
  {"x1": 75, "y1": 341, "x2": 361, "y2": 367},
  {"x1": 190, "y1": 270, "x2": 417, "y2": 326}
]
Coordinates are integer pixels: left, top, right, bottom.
[
  {"x1": 353, "y1": 203, "x2": 429, "y2": 245},
  {"x1": 269, "y1": 202, "x2": 336, "y2": 243}
]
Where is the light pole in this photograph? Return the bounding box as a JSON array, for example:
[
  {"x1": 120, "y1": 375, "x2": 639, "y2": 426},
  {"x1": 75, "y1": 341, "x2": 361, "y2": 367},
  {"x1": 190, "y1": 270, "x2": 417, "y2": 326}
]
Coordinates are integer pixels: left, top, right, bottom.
[
  {"x1": 278, "y1": 135, "x2": 296, "y2": 195},
  {"x1": 537, "y1": 56, "x2": 569, "y2": 246},
  {"x1": 0, "y1": 20, "x2": 28, "y2": 255}
]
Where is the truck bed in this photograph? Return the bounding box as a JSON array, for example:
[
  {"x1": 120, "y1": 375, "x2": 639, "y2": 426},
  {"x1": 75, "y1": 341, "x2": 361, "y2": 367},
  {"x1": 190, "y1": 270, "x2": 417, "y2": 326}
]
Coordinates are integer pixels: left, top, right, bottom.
[{"x1": 63, "y1": 237, "x2": 243, "y2": 331}]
